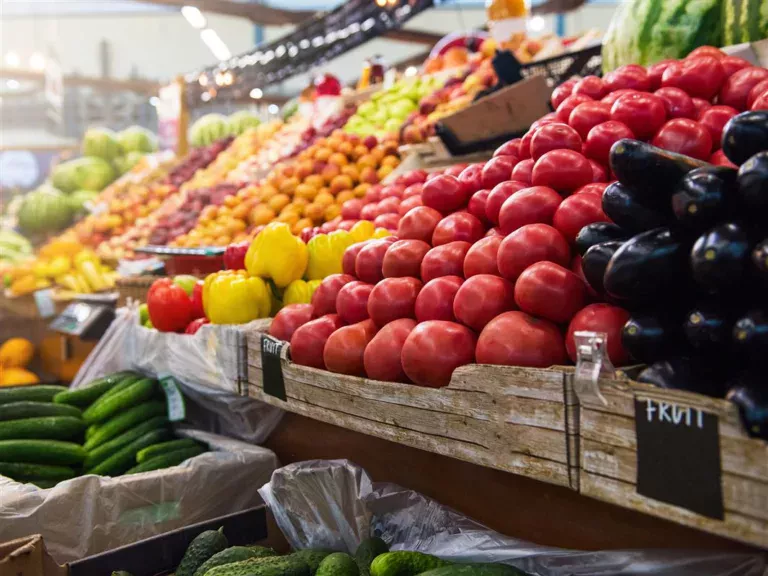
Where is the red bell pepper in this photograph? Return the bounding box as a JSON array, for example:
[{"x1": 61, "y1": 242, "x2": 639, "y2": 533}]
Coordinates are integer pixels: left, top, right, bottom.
[
  {"x1": 191, "y1": 281, "x2": 205, "y2": 319},
  {"x1": 147, "y1": 278, "x2": 194, "y2": 332},
  {"x1": 223, "y1": 241, "x2": 249, "y2": 270},
  {"x1": 184, "y1": 317, "x2": 210, "y2": 335}
]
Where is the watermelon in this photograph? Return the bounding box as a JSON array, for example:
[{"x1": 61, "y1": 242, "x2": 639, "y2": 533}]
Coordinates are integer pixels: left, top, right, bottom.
[
  {"x1": 723, "y1": 0, "x2": 768, "y2": 46},
  {"x1": 82, "y1": 128, "x2": 122, "y2": 160}
]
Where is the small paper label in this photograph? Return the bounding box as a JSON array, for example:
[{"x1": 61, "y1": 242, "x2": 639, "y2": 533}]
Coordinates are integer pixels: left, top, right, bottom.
[
  {"x1": 159, "y1": 375, "x2": 186, "y2": 422},
  {"x1": 34, "y1": 288, "x2": 56, "y2": 318},
  {"x1": 261, "y1": 334, "x2": 286, "y2": 401}
]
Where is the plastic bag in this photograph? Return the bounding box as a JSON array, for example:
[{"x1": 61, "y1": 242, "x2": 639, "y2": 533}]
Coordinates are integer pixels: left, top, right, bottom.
[
  {"x1": 0, "y1": 430, "x2": 278, "y2": 564},
  {"x1": 259, "y1": 460, "x2": 766, "y2": 576},
  {"x1": 72, "y1": 305, "x2": 282, "y2": 444}
]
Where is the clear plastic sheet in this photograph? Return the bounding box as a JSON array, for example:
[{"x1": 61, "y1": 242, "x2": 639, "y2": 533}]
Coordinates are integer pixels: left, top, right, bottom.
[
  {"x1": 259, "y1": 460, "x2": 766, "y2": 576},
  {"x1": 72, "y1": 306, "x2": 283, "y2": 444},
  {"x1": 0, "y1": 430, "x2": 278, "y2": 565}
]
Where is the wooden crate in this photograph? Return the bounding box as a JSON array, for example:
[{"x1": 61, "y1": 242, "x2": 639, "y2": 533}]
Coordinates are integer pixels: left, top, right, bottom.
[
  {"x1": 246, "y1": 329, "x2": 579, "y2": 489},
  {"x1": 578, "y1": 376, "x2": 768, "y2": 548},
  {"x1": 116, "y1": 276, "x2": 157, "y2": 307}
]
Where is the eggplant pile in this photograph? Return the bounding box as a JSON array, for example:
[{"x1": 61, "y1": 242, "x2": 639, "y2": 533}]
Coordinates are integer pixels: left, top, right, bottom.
[{"x1": 579, "y1": 110, "x2": 768, "y2": 440}]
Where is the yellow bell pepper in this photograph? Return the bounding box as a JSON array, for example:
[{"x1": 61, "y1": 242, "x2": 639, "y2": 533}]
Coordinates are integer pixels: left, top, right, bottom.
[
  {"x1": 372, "y1": 227, "x2": 393, "y2": 239},
  {"x1": 245, "y1": 222, "x2": 308, "y2": 288},
  {"x1": 305, "y1": 230, "x2": 355, "y2": 280},
  {"x1": 203, "y1": 270, "x2": 270, "y2": 325},
  {"x1": 349, "y1": 220, "x2": 375, "y2": 243},
  {"x1": 9, "y1": 275, "x2": 38, "y2": 296},
  {"x1": 283, "y1": 279, "x2": 322, "y2": 306}
]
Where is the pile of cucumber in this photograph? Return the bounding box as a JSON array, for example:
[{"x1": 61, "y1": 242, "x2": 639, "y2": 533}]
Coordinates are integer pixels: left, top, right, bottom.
[{"x1": 0, "y1": 371, "x2": 208, "y2": 488}]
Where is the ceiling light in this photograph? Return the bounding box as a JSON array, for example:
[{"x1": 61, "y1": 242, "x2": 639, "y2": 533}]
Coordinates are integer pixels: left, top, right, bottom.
[
  {"x1": 250, "y1": 88, "x2": 263, "y2": 99},
  {"x1": 6, "y1": 79, "x2": 20, "y2": 90},
  {"x1": 201, "y1": 91, "x2": 212, "y2": 102},
  {"x1": 268, "y1": 104, "x2": 279, "y2": 114},
  {"x1": 4, "y1": 52, "x2": 20, "y2": 68},
  {"x1": 404, "y1": 66, "x2": 418, "y2": 77},
  {"x1": 299, "y1": 39, "x2": 310, "y2": 49},
  {"x1": 29, "y1": 53, "x2": 45, "y2": 71},
  {"x1": 288, "y1": 46, "x2": 299, "y2": 58},
  {"x1": 275, "y1": 45, "x2": 286, "y2": 57},
  {"x1": 200, "y1": 28, "x2": 232, "y2": 61},
  {"x1": 199, "y1": 75, "x2": 209, "y2": 86},
  {"x1": 527, "y1": 15, "x2": 546, "y2": 33},
  {"x1": 149, "y1": 96, "x2": 160, "y2": 107},
  {"x1": 181, "y1": 6, "x2": 207, "y2": 29}
]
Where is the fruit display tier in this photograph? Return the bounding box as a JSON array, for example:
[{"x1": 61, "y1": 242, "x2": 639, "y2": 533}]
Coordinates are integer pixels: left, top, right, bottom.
[{"x1": 245, "y1": 324, "x2": 767, "y2": 548}]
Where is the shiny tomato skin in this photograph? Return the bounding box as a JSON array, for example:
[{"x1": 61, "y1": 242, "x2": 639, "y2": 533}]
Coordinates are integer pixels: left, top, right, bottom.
[
  {"x1": 692, "y1": 98, "x2": 711, "y2": 117},
  {"x1": 481, "y1": 155, "x2": 518, "y2": 189},
  {"x1": 494, "y1": 138, "x2": 522, "y2": 157},
  {"x1": 367, "y1": 276, "x2": 422, "y2": 327},
  {"x1": 341, "y1": 198, "x2": 364, "y2": 220},
  {"x1": 147, "y1": 278, "x2": 193, "y2": 333},
  {"x1": 458, "y1": 163, "x2": 486, "y2": 195},
  {"x1": 566, "y1": 303, "x2": 631, "y2": 366},
  {"x1": 467, "y1": 189, "x2": 491, "y2": 225},
  {"x1": 355, "y1": 239, "x2": 396, "y2": 284},
  {"x1": 464, "y1": 235, "x2": 502, "y2": 277},
  {"x1": 497, "y1": 223, "x2": 570, "y2": 281},
  {"x1": 584, "y1": 120, "x2": 635, "y2": 166},
  {"x1": 382, "y1": 239, "x2": 431, "y2": 278},
  {"x1": 603, "y1": 65, "x2": 651, "y2": 93},
  {"x1": 551, "y1": 79, "x2": 577, "y2": 109},
  {"x1": 610, "y1": 92, "x2": 667, "y2": 140},
  {"x1": 530, "y1": 123, "x2": 583, "y2": 161},
  {"x1": 575, "y1": 182, "x2": 609, "y2": 197},
  {"x1": 647, "y1": 60, "x2": 675, "y2": 91},
  {"x1": 652, "y1": 118, "x2": 712, "y2": 160},
  {"x1": 514, "y1": 261, "x2": 587, "y2": 323},
  {"x1": 401, "y1": 321, "x2": 477, "y2": 387},
  {"x1": 421, "y1": 241, "x2": 471, "y2": 282},
  {"x1": 568, "y1": 102, "x2": 612, "y2": 139},
  {"x1": 454, "y1": 274, "x2": 516, "y2": 332},
  {"x1": 752, "y1": 92, "x2": 768, "y2": 110},
  {"x1": 498, "y1": 185, "x2": 562, "y2": 235},
  {"x1": 698, "y1": 106, "x2": 738, "y2": 151},
  {"x1": 443, "y1": 164, "x2": 467, "y2": 178},
  {"x1": 572, "y1": 75, "x2": 607, "y2": 100},
  {"x1": 432, "y1": 212, "x2": 485, "y2": 246},
  {"x1": 415, "y1": 276, "x2": 463, "y2": 322},
  {"x1": 323, "y1": 319, "x2": 378, "y2": 376},
  {"x1": 720, "y1": 56, "x2": 751, "y2": 78},
  {"x1": 709, "y1": 149, "x2": 737, "y2": 168},
  {"x1": 590, "y1": 160, "x2": 608, "y2": 183},
  {"x1": 422, "y1": 174, "x2": 470, "y2": 213},
  {"x1": 363, "y1": 318, "x2": 417, "y2": 382},
  {"x1": 476, "y1": 311, "x2": 567, "y2": 368},
  {"x1": 686, "y1": 46, "x2": 725, "y2": 60},
  {"x1": 335, "y1": 281, "x2": 374, "y2": 324},
  {"x1": 570, "y1": 253, "x2": 599, "y2": 299},
  {"x1": 377, "y1": 197, "x2": 400, "y2": 214},
  {"x1": 518, "y1": 130, "x2": 534, "y2": 159},
  {"x1": 342, "y1": 241, "x2": 371, "y2": 276},
  {"x1": 290, "y1": 314, "x2": 345, "y2": 369},
  {"x1": 311, "y1": 274, "x2": 356, "y2": 316},
  {"x1": 654, "y1": 87, "x2": 696, "y2": 119},
  {"x1": 397, "y1": 206, "x2": 443, "y2": 243},
  {"x1": 398, "y1": 194, "x2": 423, "y2": 216},
  {"x1": 403, "y1": 183, "x2": 424, "y2": 198},
  {"x1": 556, "y1": 94, "x2": 594, "y2": 123},
  {"x1": 661, "y1": 57, "x2": 725, "y2": 101},
  {"x1": 747, "y1": 79, "x2": 768, "y2": 109},
  {"x1": 601, "y1": 89, "x2": 639, "y2": 107},
  {"x1": 719, "y1": 67, "x2": 768, "y2": 111},
  {"x1": 553, "y1": 192, "x2": 611, "y2": 243},
  {"x1": 511, "y1": 159, "x2": 534, "y2": 184},
  {"x1": 485, "y1": 180, "x2": 528, "y2": 224},
  {"x1": 531, "y1": 149, "x2": 593, "y2": 193},
  {"x1": 374, "y1": 213, "x2": 400, "y2": 231},
  {"x1": 269, "y1": 303, "x2": 315, "y2": 342}
]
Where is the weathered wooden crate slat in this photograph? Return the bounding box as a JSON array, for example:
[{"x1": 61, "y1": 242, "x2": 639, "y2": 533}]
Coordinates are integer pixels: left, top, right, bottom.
[
  {"x1": 578, "y1": 376, "x2": 768, "y2": 548},
  {"x1": 246, "y1": 330, "x2": 578, "y2": 489}
]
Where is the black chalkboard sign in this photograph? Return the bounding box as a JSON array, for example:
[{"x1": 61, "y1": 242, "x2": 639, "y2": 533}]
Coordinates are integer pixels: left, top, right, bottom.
[
  {"x1": 261, "y1": 334, "x2": 286, "y2": 401},
  {"x1": 635, "y1": 397, "x2": 724, "y2": 519}
]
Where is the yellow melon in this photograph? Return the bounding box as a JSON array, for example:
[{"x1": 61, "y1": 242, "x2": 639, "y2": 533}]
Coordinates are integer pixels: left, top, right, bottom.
[
  {"x1": 0, "y1": 338, "x2": 35, "y2": 368},
  {"x1": 0, "y1": 367, "x2": 40, "y2": 387}
]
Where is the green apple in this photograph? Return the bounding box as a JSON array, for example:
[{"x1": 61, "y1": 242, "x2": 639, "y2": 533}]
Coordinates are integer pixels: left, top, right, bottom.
[
  {"x1": 389, "y1": 99, "x2": 417, "y2": 120},
  {"x1": 384, "y1": 118, "x2": 402, "y2": 133},
  {"x1": 138, "y1": 303, "x2": 149, "y2": 325},
  {"x1": 357, "y1": 101, "x2": 376, "y2": 119},
  {"x1": 173, "y1": 275, "x2": 197, "y2": 296},
  {"x1": 371, "y1": 108, "x2": 389, "y2": 125}
]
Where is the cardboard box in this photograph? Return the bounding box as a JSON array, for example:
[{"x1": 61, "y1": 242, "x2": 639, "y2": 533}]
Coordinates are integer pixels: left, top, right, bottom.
[{"x1": 0, "y1": 536, "x2": 66, "y2": 576}]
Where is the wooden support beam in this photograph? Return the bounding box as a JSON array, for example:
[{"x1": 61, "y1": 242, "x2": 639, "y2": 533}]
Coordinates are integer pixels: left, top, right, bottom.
[{"x1": 135, "y1": 0, "x2": 315, "y2": 26}]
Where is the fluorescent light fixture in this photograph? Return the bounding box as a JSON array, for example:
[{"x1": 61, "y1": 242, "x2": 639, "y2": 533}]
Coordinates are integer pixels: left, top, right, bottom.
[
  {"x1": 275, "y1": 45, "x2": 286, "y2": 57},
  {"x1": 288, "y1": 45, "x2": 299, "y2": 58},
  {"x1": 201, "y1": 28, "x2": 232, "y2": 61},
  {"x1": 181, "y1": 6, "x2": 207, "y2": 29},
  {"x1": 149, "y1": 96, "x2": 160, "y2": 107},
  {"x1": 362, "y1": 18, "x2": 375, "y2": 31},
  {"x1": 250, "y1": 88, "x2": 263, "y2": 99},
  {"x1": 6, "y1": 79, "x2": 20, "y2": 90},
  {"x1": 299, "y1": 39, "x2": 310, "y2": 49},
  {"x1": 527, "y1": 15, "x2": 546, "y2": 33},
  {"x1": 268, "y1": 104, "x2": 279, "y2": 114},
  {"x1": 29, "y1": 53, "x2": 45, "y2": 71},
  {"x1": 4, "y1": 52, "x2": 20, "y2": 67},
  {"x1": 404, "y1": 66, "x2": 418, "y2": 77},
  {"x1": 201, "y1": 91, "x2": 212, "y2": 102}
]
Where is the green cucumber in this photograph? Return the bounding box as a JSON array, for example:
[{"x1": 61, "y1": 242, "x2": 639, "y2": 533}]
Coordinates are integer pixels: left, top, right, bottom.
[
  {"x1": 136, "y1": 438, "x2": 203, "y2": 463},
  {"x1": 126, "y1": 446, "x2": 206, "y2": 474},
  {"x1": 83, "y1": 377, "x2": 157, "y2": 424},
  {"x1": 289, "y1": 551, "x2": 334, "y2": 576},
  {"x1": 0, "y1": 385, "x2": 68, "y2": 405},
  {"x1": 317, "y1": 553, "x2": 359, "y2": 576},
  {"x1": 193, "y1": 546, "x2": 276, "y2": 576},
  {"x1": 0, "y1": 401, "x2": 82, "y2": 422},
  {"x1": 206, "y1": 556, "x2": 309, "y2": 576},
  {"x1": 53, "y1": 371, "x2": 136, "y2": 407},
  {"x1": 87, "y1": 428, "x2": 172, "y2": 476},
  {"x1": 84, "y1": 401, "x2": 167, "y2": 451},
  {"x1": 0, "y1": 461, "x2": 75, "y2": 481},
  {"x1": 0, "y1": 416, "x2": 85, "y2": 441},
  {"x1": 355, "y1": 538, "x2": 389, "y2": 576},
  {"x1": 28, "y1": 479, "x2": 58, "y2": 489},
  {"x1": 85, "y1": 424, "x2": 100, "y2": 441},
  {"x1": 176, "y1": 528, "x2": 229, "y2": 576},
  {"x1": 79, "y1": 375, "x2": 142, "y2": 422},
  {"x1": 0, "y1": 440, "x2": 86, "y2": 465},
  {"x1": 83, "y1": 415, "x2": 168, "y2": 470},
  {"x1": 370, "y1": 552, "x2": 450, "y2": 576}
]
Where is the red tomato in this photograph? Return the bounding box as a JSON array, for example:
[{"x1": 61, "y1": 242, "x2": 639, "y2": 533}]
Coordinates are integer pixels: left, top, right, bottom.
[
  {"x1": 753, "y1": 92, "x2": 768, "y2": 110},
  {"x1": 458, "y1": 163, "x2": 486, "y2": 195},
  {"x1": 403, "y1": 183, "x2": 424, "y2": 198},
  {"x1": 336, "y1": 220, "x2": 357, "y2": 232},
  {"x1": 661, "y1": 57, "x2": 725, "y2": 101},
  {"x1": 692, "y1": 97, "x2": 711, "y2": 118},
  {"x1": 398, "y1": 170, "x2": 427, "y2": 186},
  {"x1": 336, "y1": 281, "x2": 374, "y2": 324},
  {"x1": 355, "y1": 239, "x2": 395, "y2": 284},
  {"x1": 610, "y1": 92, "x2": 667, "y2": 140},
  {"x1": 383, "y1": 239, "x2": 431, "y2": 278},
  {"x1": 589, "y1": 160, "x2": 607, "y2": 183},
  {"x1": 494, "y1": 139, "x2": 522, "y2": 157},
  {"x1": 551, "y1": 79, "x2": 577, "y2": 109},
  {"x1": 363, "y1": 318, "x2": 417, "y2": 382},
  {"x1": 342, "y1": 241, "x2": 371, "y2": 276},
  {"x1": 476, "y1": 311, "x2": 567, "y2": 367},
  {"x1": 467, "y1": 189, "x2": 491, "y2": 225},
  {"x1": 432, "y1": 212, "x2": 485, "y2": 246},
  {"x1": 530, "y1": 123, "x2": 583, "y2": 161},
  {"x1": 565, "y1": 304, "x2": 631, "y2": 366},
  {"x1": 486, "y1": 227, "x2": 502, "y2": 237},
  {"x1": 601, "y1": 89, "x2": 639, "y2": 107},
  {"x1": 397, "y1": 206, "x2": 443, "y2": 243},
  {"x1": 497, "y1": 223, "x2": 570, "y2": 281},
  {"x1": 514, "y1": 261, "x2": 587, "y2": 323},
  {"x1": 481, "y1": 155, "x2": 518, "y2": 189},
  {"x1": 652, "y1": 118, "x2": 712, "y2": 160},
  {"x1": 454, "y1": 274, "x2": 516, "y2": 332},
  {"x1": 377, "y1": 197, "x2": 400, "y2": 214},
  {"x1": 710, "y1": 149, "x2": 737, "y2": 168},
  {"x1": 311, "y1": 273, "x2": 356, "y2": 316},
  {"x1": 698, "y1": 106, "x2": 738, "y2": 151},
  {"x1": 570, "y1": 253, "x2": 598, "y2": 299},
  {"x1": 575, "y1": 182, "x2": 609, "y2": 197},
  {"x1": 341, "y1": 198, "x2": 364, "y2": 219},
  {"x1": 584, "y1": 120, "x2": 635, "y2": 166},
  {"x1": 464, "y1": 235, "x2": 502, "y2": 277},
  {"x1": 323, "y1": 319, "x2": 378, "y2": 376},
  {"x1": 532, "y1": 113, "x2": 559, "y2": 129},
  {"x1": 511, "y1": 159, "x2": 534, "y2": 184},
  {"x1": 147, "y1": 278, "x2": 193, "y2": 333},
  {"x1": 190, "y1": 282, "x2": 205, "y2": 320},
  {"x1": 556, "y1": 94, "x2": 594, "y2": 123},
  {"x1": 486, "y1": 180, "x2": 528, "y2": 224},
  {"x1": 686, "y1": 46, "x2": 724, "y2": 60},
  {"x1": 367, "y1": 277, "x2": 422, "y2": 327},
  {"x1": 290, "y1": 314, "x2": 345, "y2": 369},
  {"x1": 553, "y1": 192, "x2": 610, "y2": 243},
  {"x1": 568, "y1": 102, "x2": 612, "y2": 139},
  {"x1": 443, "y1": 164, "x2": 468, "y2": 178},
  {"x1": 647, "y1": 60, "x2": 675, "y2": 91},
  {"x1": 603, "y1": 65, "x2": 651, "y2": 93},
  {"x1": 364, "y1": 187, "x2": 382, "y2": 203},
  {"x1": 269, "y1": 303, "x2": 314, "y2": 342},
  {"x1": 374, "y1": 213, "x2": 400, "y2": 231},
  {"x1": 415, "y1": 276, "x2": 463, "y2": 322},
  {"x1": 531, "y1": 149, "x2": 593, "y2": 193},
  {"x1": 518, "y1": 130, "x2": 534, "y2": 160},
  {"x1": 422, "y1": 174, "x2": 470, "y2": 213},
  {"x1": 747, "y1": 79, "x2": 768, "y2": 109},
  {"x1": 401, "y1": 321, "x2": 477, "y2": 387},
  {"x1": 381, "y1": 184, "x2": 406, "y2": 199},
  {"x1": 720, "y1": 56, "x2": 752, "y2": 78},
  {"x1": 421, "y1": 241, "x2": 471, "y2": 282},
  {"x1": 572, "y1": 75, "x2": 606, "y2": 100},
  {"x1": 719, "y1": 67, "x2": 768, "y2": 111},
  {"x1": 359, "y1": 204, "x2": 379, "y2": 221},
  {"x1": 498, "y1": 185, "x2": 562, "y2": 235},
  {"x1": 653, "y1": 87, "x2": 696, "y2": 119},
  {"x1": 398, "y1": 194, "x2": 423, "y2": 216}
]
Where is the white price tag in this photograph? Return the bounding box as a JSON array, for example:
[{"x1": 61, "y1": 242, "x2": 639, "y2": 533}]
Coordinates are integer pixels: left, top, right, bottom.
[
  {"x1": 159, "y1": 375, "x2": 186, "y2": 422},
  {"x1": 34, "y1": 288, "x2": 56, "y2": 319}
]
